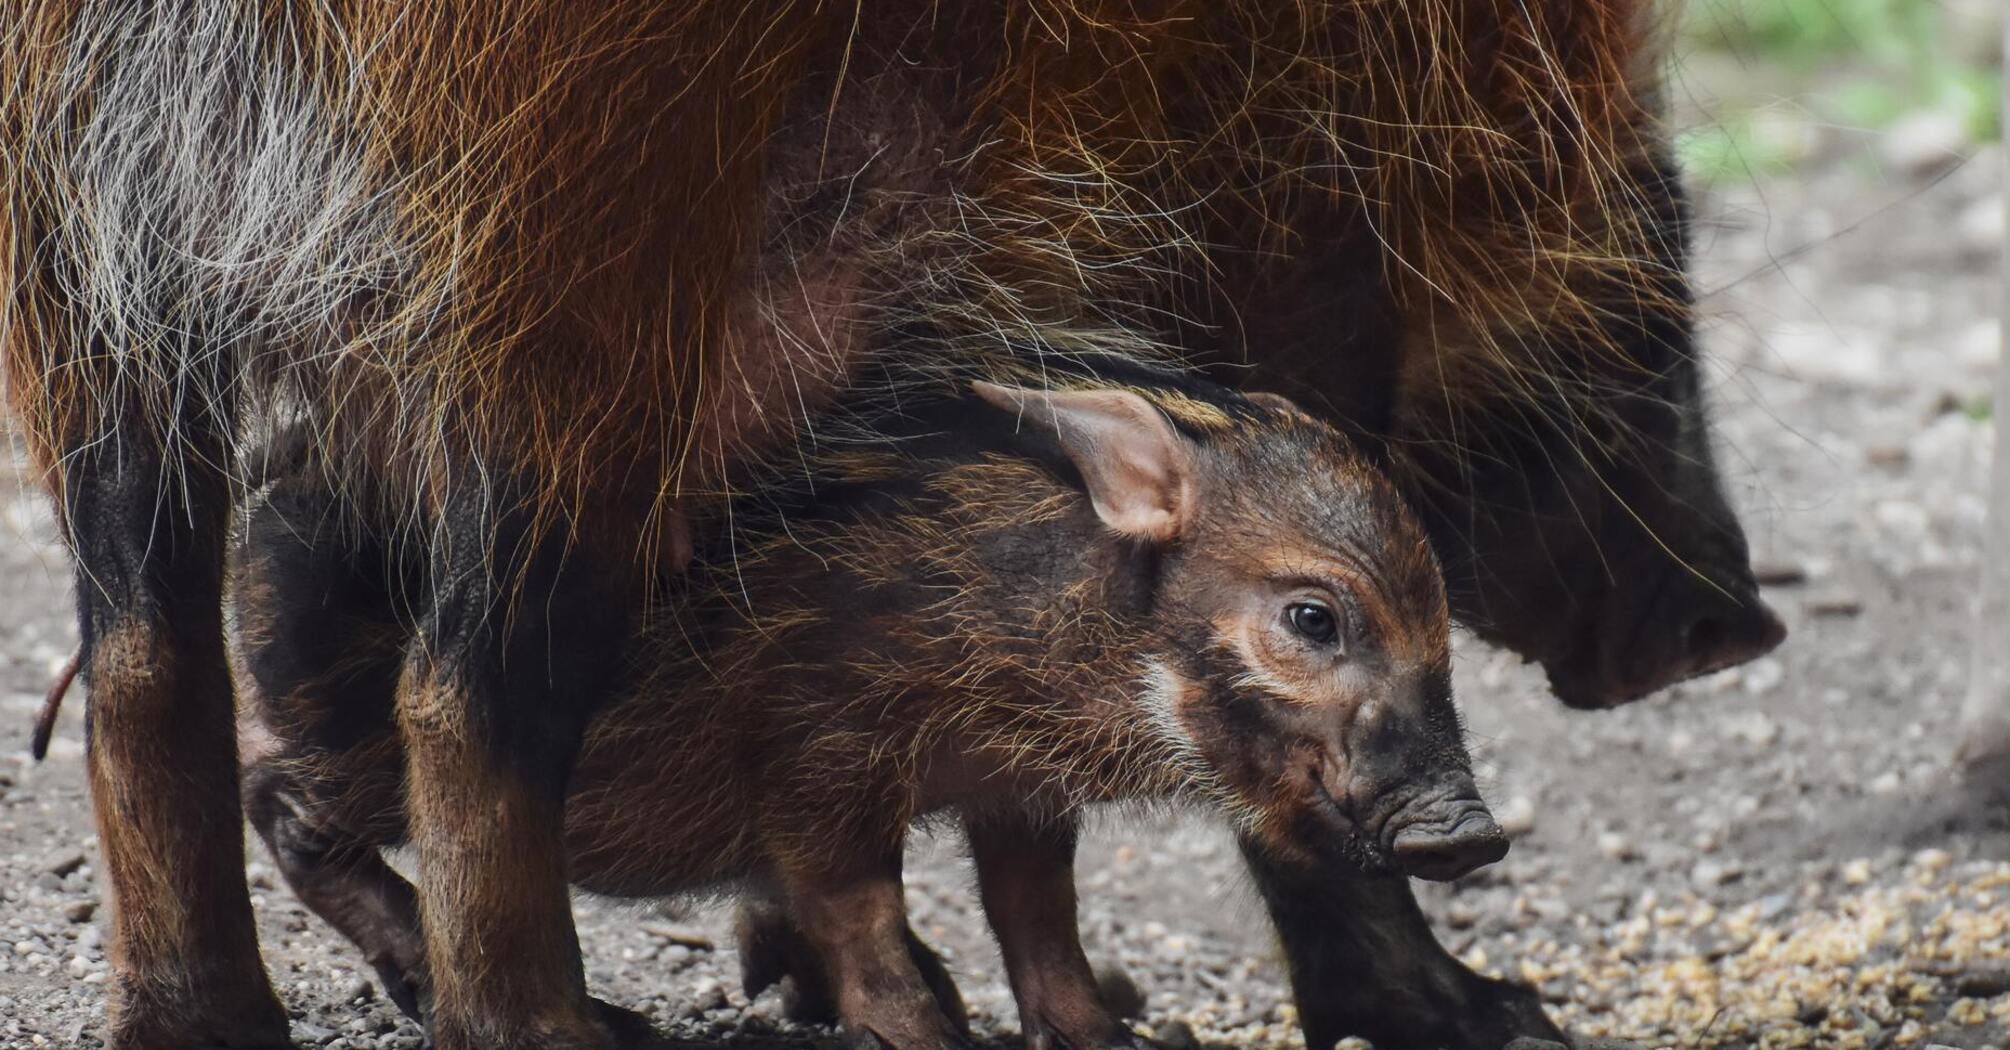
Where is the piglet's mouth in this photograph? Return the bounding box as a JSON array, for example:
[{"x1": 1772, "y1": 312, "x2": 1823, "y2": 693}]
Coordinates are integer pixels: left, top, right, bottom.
[
  {"x1": 1302, "y1": 764, "x2": 1508, "y2": 881},
  {"x1": 1387, "y1": 804, "x2": 1507, "y2": 881}
]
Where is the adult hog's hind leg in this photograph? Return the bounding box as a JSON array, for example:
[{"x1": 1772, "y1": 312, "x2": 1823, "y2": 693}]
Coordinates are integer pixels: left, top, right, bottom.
[
  {"x1": 967, "y1": 813, "x2": 1149, "y2": 1050},
  {"x1": 35, "y1": 365, "x2": 290, "y2": 1049},
  {"x1": 736, "y1": 882, "x2": 968, "y2": 1030},
  {"x1": 1241, "y1": 838, "x2": 1563, "y2": 1050}
]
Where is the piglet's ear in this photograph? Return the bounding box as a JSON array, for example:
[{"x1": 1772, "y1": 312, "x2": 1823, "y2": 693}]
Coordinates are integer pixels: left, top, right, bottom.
[{"x1": 973, "y1": 381, "x2": 1194, "y2": 541}]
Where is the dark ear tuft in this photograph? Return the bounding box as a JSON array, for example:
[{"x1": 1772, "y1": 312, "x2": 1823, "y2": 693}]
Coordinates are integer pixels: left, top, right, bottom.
[{"x1": 1242, "y1": 390, "x2": 1312, "y2": 421}]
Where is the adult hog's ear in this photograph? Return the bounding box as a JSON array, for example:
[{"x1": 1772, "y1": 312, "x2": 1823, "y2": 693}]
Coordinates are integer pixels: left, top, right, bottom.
[{"x1": 972, "y1": 382, "x2": 1194, "y2": 541}]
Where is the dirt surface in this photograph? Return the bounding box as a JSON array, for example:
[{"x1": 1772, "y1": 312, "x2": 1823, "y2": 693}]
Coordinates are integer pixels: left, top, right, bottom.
[{"x1": 1, "y1": 143, "x2": 2006, "y2": 1049}]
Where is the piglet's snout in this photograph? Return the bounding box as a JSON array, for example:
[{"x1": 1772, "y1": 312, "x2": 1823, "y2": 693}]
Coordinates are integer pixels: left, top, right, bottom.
[{"x1": 1388, "y1": 795, "x2": 1507, "y2": 882}]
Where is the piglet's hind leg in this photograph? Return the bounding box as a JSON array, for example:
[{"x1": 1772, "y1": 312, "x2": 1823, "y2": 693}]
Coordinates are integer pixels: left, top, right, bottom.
[{"x1": 775, "y1": 848, "x2": 972, "y2": 1050}]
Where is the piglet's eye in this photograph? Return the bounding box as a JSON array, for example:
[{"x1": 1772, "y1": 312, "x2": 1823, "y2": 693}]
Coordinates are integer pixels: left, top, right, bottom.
[{"x1": 1285, "y1": 601, "x2": 1339, "y2": 645}]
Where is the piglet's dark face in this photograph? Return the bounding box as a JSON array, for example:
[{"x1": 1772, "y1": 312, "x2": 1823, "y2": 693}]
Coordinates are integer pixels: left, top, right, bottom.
[
  {"x1": 971, "y1": 381, "x2": 1505, "y2": 881},
  {"x1": 1148, "y1": 415, "x2": 1503, "y2": 880}
]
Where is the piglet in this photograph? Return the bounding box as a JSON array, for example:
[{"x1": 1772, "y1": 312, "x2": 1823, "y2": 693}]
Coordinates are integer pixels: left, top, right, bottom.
[{"x1": 235, "y1": 365, "x2": 1505, "y2": 1050}]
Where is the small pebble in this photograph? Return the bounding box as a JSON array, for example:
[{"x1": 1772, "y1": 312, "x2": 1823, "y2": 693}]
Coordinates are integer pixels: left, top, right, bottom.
[
  {"x1": 1157, "y1": 1020, "x2": 1198, "y2": 1050},
  {"x1": 1597, "y1": 832, "x2": 1636, "y2": 862},
  {"x1": 62, "y1": 900, "x2": 95, "y2": 924},
  {"x1": 1725, "y1": 710, "x2": 1780, "y2": 745},
  {"x1": 1881, "y1": 110, "x2": 1968, "y2": 174},
  {"x1": 1094, "y1": 965, "x2": 1145, "y2": 1020},
  {"x1": 1495, "y1": 795, "x2": 1537, "y2": 839},
  {"x1": 1752, "y1": 560, "x2": 1807, "y2": 586},
  {"x1": 338, "y1": 975, "x2": 373, "y2": 1003},
  {"x1": 43, "y1": 851, "x2": 85, "y2": 878},
  {"x1": 641, "y1": 923, "x2": 714, "y2": 950},
  {"x1": 1806, "y1": 594, "x2": 1864, "y2": 617},
  {"x1": 1446, "y1": 899, "x2": 1483, "y2": 929},
  {"x1": 1956, "y1": 968, "x2": 2010, "y2": 998},
  {"x1": 1692, "y1": 860, "x2": 1743, "y2": 888},
  {"x1": 684, "y1": 977, "x2": 728, "y2": 1016}
]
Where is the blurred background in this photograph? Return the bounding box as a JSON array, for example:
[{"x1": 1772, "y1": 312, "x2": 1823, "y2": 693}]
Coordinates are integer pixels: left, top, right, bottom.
[
  {"x1": 1675, "y1": 0, "x2": 1999, "y2": 183},
  {"x1": 0, "y1": 3, "x2": 2003, "y2": 1048}
]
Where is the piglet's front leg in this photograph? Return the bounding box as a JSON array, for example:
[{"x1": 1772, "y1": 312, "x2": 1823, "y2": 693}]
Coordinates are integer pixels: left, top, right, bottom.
[
  {"x1": 968, "y1": 813, "x2": 1150, "y2": 1050},
  {"x1": 777, "y1": 846, "x2": 973, "y2": 1050}
]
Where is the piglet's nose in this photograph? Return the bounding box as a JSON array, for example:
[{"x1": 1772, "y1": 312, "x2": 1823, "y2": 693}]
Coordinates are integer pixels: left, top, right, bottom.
[
  {"x1": 1681, "y1": 598, "x2": 1787, "y2": 677},
  {"x1": 1391, "y1": 808, "x2": 1508, "y2": 882}
]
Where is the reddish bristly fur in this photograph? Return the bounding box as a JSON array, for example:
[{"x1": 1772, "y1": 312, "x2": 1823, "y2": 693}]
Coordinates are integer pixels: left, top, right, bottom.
[
  {"x1": 4, "y1": 3, "x2": 1670, "y2": 1047},
  {"x1": 4, "y1": 3, "x2": 1669, "y2": 533}
]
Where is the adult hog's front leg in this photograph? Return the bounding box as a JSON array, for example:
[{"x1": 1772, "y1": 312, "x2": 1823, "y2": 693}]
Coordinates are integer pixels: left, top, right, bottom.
[
  {"x1": 775, "y1": 844, "x2": 971, "y2": 1050},
  {"x1": 967, "y1": 813, "x2": 1148, "y2": 1050},
  {"x1": 31, "y1": 359, "x2": 289, "y2": 1049},
  {"x1": 1241, "y1": 839, "x2": 1562, "y2": 1050}
]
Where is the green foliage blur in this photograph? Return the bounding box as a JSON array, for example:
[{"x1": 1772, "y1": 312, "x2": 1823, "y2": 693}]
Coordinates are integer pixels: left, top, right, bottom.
[{"x1": 1676, "y1": 0, "x2": 2003, "y2": 180}]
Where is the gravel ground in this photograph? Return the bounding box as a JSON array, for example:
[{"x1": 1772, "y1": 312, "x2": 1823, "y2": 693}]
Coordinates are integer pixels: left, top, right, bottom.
[{"x1": 0, "y1": 136, "x2": 2005, "y2": 1049}]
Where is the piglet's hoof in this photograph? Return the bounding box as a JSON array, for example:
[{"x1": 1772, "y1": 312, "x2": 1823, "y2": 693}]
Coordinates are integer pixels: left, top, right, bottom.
[
  {"x1": 372, "y1": 958, "x2": 431, "y2": 1025},
  {"x1": 593, "y1": 998, "x2": 661, "y2": 1045},
  {"x1": 842, "y1": 1016, "x2": 979, "y2": 1050},
  {"x1": 736, "y1": 902, "x2": 966, "y2": 1033},
  {"x1": 736, "y1": 899, "x2": 835, "y2": 1025}
]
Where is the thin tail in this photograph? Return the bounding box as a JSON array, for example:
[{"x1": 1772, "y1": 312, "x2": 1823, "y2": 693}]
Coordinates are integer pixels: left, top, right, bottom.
[{"x1": 30, "y1": 647, "x2": 82, "y2": 761}]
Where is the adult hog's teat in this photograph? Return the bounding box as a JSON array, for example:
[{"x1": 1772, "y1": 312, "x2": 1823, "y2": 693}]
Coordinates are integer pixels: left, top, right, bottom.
[{"x1": 973, "y1": 379, "x2": 1505, "y2": 883}]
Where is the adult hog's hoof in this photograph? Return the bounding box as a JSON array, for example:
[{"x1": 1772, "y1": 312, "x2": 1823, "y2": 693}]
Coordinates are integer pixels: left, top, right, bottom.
[
  {"x1": 1300, "y1": 971, "x2": 1563, "y2": 1050},
  {"x1": 108, "y1": 975, "x2": 295, "y2": 1050},
  {"x1": 1024, "y1": 1017, "x2": 1156, "y2": 1050},
  {"x1": 417, "y1": 998, "x2": 659, "y2": 1050},
  {"x1": 1504, "y1": 1040, "x2": 1646, "y2": 1050},
  {"x1": 1446, "y1": 975, "x2": 1567, "y2": 1050},
  {"x1": 111, "y1": 1020, "x2": 294, "y2": 1050}
]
